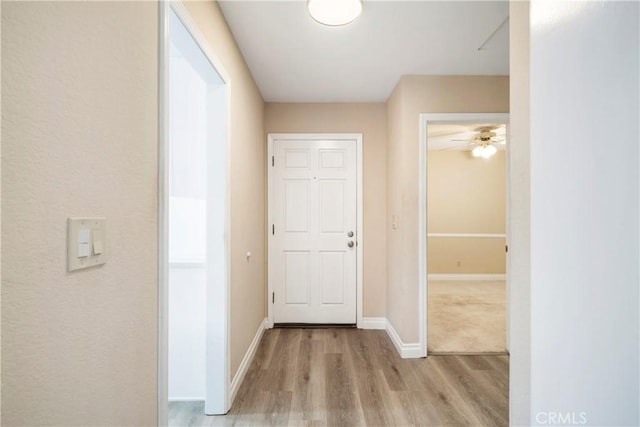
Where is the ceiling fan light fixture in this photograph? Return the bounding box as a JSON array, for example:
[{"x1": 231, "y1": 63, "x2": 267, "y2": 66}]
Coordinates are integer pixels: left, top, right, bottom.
[
  {"x1": 483, "y1": 144, "x2": 497, "y2": 158},
  {"x1": 307, "y1": 0, "x2": 363, "y2": 26},
  {"x1": 472, "y1": 143, "x2": 497, "y2": 159}
]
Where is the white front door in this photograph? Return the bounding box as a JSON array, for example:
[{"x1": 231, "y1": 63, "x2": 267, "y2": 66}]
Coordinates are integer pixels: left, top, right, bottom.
[{"x1": 270, "y1": 137, "x2": 358, "y2": 324}]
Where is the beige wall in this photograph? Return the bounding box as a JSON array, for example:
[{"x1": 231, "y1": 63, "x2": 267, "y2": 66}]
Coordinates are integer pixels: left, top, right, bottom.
[
  {"x1": 2, "y1": 2, "x2": 159, "y2": 425},
  {"x1": 386, "y1": 76, "x2": 509, "y2": 343},
  {"x1": 183, "y1": 0, "x2": 266, "y2": 381},
  {"x1": 427, "y1": 150, "x2": 506, "y2": 274},
  {"x1": 1, "y1": 1, "x2": 265, "y2": 425},
  {"x1": 264, "y1": 103, "x2": 387, "y2": 317},
  {"x1": 428, "y1": 151, "x2": 505, "y2": 233},
  {"x1": 428, "y1": 238, "x2": 505, "y2": 274}
]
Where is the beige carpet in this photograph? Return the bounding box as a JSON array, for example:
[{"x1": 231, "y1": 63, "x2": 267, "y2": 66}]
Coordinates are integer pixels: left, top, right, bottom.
[{"x1": 428, "y1": 280, "x2": 506, "y2": 353}]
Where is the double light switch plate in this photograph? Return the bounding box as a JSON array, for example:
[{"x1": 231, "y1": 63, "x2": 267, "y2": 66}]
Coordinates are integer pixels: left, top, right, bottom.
[{"x1": 67, "y1": 217, "x2": 106, "y2": 272}]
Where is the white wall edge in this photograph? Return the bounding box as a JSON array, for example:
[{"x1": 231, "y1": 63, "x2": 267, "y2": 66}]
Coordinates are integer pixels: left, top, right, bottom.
[
  {"x1": 359, "y1": 317, "x2": 387, "y2": 330},
  {"x1": 418, "y1": 116, "x2": 428, "y2": 358},
  {"x1": 229, "y1": 318, "x2": 268, "y2": 406},
  {"x1": 428, "y1": 274, "x2": 506, "y2": 281},
  {"x1": 385, "y1": 319, "x2": 423, "y2": 359},
  {"x1": 157, "y1": 2, "x2": 170, "y2": 425},
  {"x1": 160, "y1": 0, "x2": 233, "y2": 417},
  {"x1": 169, "y1": 1, "x2": 231, "y2": 84}
]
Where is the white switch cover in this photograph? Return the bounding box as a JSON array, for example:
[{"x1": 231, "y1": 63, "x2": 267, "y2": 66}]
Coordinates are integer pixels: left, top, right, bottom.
[{"x1": 68, "y1": 217, "x2": 106, "y2": 272}]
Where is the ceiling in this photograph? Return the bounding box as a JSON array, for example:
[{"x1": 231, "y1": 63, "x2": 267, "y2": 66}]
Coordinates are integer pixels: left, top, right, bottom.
[
  {"x1": 218, "y1": 1, "x2": 509, "y2": 103},
  {"x1": 427, "y1": 124, "x2": 507, "y2": 151}
]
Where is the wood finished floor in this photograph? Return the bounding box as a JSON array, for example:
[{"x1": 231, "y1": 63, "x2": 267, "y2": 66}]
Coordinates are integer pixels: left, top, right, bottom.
[{"x1": 169, "y1": 328, "x2": 509, "y2": 427}]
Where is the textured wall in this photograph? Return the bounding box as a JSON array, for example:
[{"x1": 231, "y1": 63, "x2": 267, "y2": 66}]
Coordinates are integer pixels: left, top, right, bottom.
[
  {"x1": 265, "y1": 103, "x2": 388, "y2": 317},
  {"x1": 2, "y1": 2, "x2": 158, "y2": 425},
  {"x1": 182, "y1": 1, "x2": 266, "y2": 378},
  {"x1": 386, "y1": 76, "x2": 509, "y2": 344}
]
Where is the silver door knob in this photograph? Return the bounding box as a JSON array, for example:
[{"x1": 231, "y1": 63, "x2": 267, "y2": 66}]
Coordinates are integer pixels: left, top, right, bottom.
[
  {"x1": 347, "y1": 241, "x2": 355, "y2": 248},
  {"x1": 347, "y1": 231, "x2": 354, "y2": 237}
]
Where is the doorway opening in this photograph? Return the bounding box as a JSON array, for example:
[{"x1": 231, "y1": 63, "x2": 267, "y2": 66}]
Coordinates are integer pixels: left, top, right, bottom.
[
  {"x1": 159, "y1": 2, "x2": 231, "y2": 423},
  {"x1": 419, "y1": 113, "x2": 510, "y2": 357}
]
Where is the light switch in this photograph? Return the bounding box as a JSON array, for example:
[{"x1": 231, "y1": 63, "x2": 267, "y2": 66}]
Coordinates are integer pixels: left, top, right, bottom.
[
  {"x1": 77, "y1": 229, "x2": 90, "y2": 258},
  {"x1": 92, "y1": 229, "x2": 103, "y2": 255},
  {"x1": 68, "y1": 218, "x2": 106, "y2": 272}
]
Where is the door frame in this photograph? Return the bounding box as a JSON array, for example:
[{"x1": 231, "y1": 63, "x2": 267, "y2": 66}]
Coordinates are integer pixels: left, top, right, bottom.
[
  {"x1": 158, "y1": 0, "x2": 232, "y2": 423},
  {"x1": 267, "y1": 133, "x2": 364, "y2": 328},
  {"x1": 418, "y1": 113, "x2": 510, "y2": 357}
]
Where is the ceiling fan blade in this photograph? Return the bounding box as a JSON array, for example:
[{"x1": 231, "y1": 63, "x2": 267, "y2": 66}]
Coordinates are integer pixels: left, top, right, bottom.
[
  {"x1": 428, "y1": 129, "x2": 470, "y2": 138},
  {"x1": 429, "y1": 140, "x2": 476, "y2": 151}
]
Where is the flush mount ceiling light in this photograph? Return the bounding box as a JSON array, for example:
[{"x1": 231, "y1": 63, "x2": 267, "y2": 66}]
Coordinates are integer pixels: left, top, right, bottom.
[{"x1": 308, "y1": 0, "x2": 363, "y2": 26}]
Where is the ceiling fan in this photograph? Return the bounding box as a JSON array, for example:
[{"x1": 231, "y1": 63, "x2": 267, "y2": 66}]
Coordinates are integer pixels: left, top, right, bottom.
[{"x1": 450, "y1": 126, "x2": 505, "y2": 158}]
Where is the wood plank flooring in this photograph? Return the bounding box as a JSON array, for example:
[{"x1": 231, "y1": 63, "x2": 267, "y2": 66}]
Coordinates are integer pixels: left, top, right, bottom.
[{"x1": 169, "y1": 328, "x2": 509, "y2": 427}]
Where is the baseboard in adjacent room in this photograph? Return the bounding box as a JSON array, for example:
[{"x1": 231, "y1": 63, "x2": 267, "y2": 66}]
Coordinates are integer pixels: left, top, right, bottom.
[
  {"x1": 229, "y1": 317, "x2": 267, "y2": 405},
  {"x1": 428, "y1": 274, "x2": 506, "y2": 281}
]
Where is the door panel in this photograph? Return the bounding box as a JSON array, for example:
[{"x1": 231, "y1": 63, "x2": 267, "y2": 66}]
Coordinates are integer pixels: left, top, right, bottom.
[
  {"x1": 271, "y1": 138, "x2": 357, "y2": 324},
  {"x1": 320, "y1": 251, "x2": 346, "y2": 304},
  {"x1": 320, "y1": 180, "x2": 345, "y2": 232},
  {"x1": 284, "y1": 251, "x2": 310, "y2": 304},
  {"x1": 319, "y1": 149, "x2": 346, "y2": 168},
  {"x1": 284, "y1": 180, "x2": 310, "y2": 232}
]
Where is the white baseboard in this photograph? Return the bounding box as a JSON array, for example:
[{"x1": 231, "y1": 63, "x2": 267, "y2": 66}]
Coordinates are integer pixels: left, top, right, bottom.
[
  {"x1": 229, "y1": 317, "x2": 267, "y2": 405},
  {"x1": 385, "y1": 319, "x2": 423, "y2": 359},
  {"x1": 359, "y1": 317, "x2": 387, "y2": 329},
  {"x1": 168, "y1": 397, "x2": 204, "y2": 402},
  {"x1": 428, "y1": 273, "x2": 506, "y2": 281}
]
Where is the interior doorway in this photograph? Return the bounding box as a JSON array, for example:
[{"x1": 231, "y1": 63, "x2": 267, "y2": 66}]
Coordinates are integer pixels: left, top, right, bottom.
[
  {"x1": 418, "y1": 113, "x2": 510, "y2": 357},
  {"x1": 427, "y1": 122, "x2": 507, "y2": 353},
  {"x1": 159, "y1": 2, "x2": 231, "y2": 422}
]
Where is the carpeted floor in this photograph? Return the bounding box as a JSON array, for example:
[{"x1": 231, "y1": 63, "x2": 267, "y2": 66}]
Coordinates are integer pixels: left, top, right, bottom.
[{"x1": 428, "y1": 280, "x2": 506, "y2": 353}]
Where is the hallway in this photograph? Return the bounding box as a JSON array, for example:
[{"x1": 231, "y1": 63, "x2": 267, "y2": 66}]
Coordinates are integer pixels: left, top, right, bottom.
[{"x1": 169, "y1": 328, "x2": 508, "y2": 426}]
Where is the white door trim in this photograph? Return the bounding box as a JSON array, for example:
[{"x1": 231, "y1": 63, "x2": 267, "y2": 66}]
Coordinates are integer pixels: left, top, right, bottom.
[
  {"x1": 267, "y1": 133, "x2": 363, "y2": 328},
  {"x1": 418, "y1": 113, "x2": 510, "y2": 358},
  {"x1": 158, "y1": 0, "x2": 232, "y2": 422}
]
